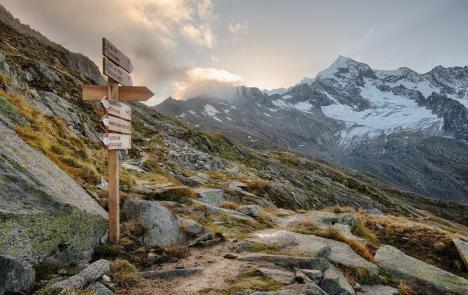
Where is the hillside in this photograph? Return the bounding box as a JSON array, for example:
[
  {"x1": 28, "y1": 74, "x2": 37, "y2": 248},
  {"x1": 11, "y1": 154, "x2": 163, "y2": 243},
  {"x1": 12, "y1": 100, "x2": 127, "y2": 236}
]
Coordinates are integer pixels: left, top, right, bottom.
[
  {"x1": 0, "y1": 5, "x2": 467, "y2": 295},
  {"x1": 155, "y1": 57, "x2": 468, "y2": 204}
]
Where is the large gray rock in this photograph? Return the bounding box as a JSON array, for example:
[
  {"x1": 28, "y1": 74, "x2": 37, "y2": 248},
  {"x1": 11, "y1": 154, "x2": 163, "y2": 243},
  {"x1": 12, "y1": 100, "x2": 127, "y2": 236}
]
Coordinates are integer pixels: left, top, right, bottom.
[
  {"x1": 123, "y1": 199, "x2": 186, "y2": 247},
  {"x1": 0, "y1": 123, "x2": 107, "y2": 265},
  {"x1": 238, "y1": 253, "x2": 330, "y2": 271},
  {"x1": 238, "y1": 204, "x2": 262, "y2": 217},
  {"x1": 255, "y1": 266, "x2": 296, "y2": 284},
  {"x1": 194, "y1": 188, "x2": 225, "y2": 206},
  {"x1": 247, "y1": 230, "x2": 378, "y2": 275},
  {"x1": 320, "y1": 265, "x2": 355, "y2": 295},
  {"x1": 251, "y1": 283, "x2": 327, "y2": 295},
  {"x1": 0, "y1": 255, "x2": 35, "y2": 295},
  {"x1": 453, "y1": 238, "x2": 468, "y2": 268},
  {"x1": 375, "y1": 245, "x2": 468, "y2": 294},
  {"x1": 357, "y1": 285, "x2": 398, "y2": 295}
]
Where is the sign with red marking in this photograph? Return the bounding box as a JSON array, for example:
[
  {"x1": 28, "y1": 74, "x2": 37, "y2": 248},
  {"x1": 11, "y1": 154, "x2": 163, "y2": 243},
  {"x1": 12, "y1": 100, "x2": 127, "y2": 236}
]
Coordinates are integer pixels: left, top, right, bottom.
[
  {"x1": 100, "y1": 96, "x2": 131, "y2": 121},
  {"x1": 102, "y1": 114, "x2": 132, "y2": 134},
  {"x1": 102, "y1": 133, "x2": 131, "y2": 150}
]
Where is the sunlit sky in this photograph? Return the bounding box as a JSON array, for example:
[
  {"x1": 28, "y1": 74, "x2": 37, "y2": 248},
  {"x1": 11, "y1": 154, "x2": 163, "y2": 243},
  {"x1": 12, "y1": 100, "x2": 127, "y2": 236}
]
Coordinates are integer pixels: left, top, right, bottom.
[{"x1": 1, "y1": 0, "x2": 468, "y2": 104}]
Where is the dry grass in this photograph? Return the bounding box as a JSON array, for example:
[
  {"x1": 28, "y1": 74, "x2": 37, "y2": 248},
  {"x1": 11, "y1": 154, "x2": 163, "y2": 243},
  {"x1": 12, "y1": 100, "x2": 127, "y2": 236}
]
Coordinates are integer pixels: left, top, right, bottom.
[
  {"x1": 163, "y1": 245, "x2": 191, "y2": 260},
  {"x1": 293, "y1": 220, "x2": 375, "y2": 263},
  {"x1": 1, "y1": 90, "x2": 104, "y2": 187},
  {"x1": 109, "y1": 259, "x2": 138, "y2": 287},
  {"x1": 221, "y1": 201, "x2": 240, "y2": 210},
  {"x1": 398, "y1": 282, "x2": 417, "y2": 295},
  {"x1": 200, "y1": 271, "x2": 283, "y2": 294},
  {"x1": 359, "y1": 213, "x2": 466, "y2": 275}
]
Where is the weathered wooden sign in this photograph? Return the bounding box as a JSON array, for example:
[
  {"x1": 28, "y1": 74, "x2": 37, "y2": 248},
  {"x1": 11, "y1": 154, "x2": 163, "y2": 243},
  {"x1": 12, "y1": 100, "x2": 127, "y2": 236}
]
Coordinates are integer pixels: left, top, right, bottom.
[
  {"x1": 82, "y1": 38, "x2": 153, "y2": 243},
  {"x1": 103, "y1": 57, "x2": 133, "y2": 86},
  {"x1": 83, "y1": 85, "x2": 154, "y2": 101},
  {"x1": 100, "y1": 96, "x2": 132, "y2": 121},
  {"x1": 102, "y1": 114, "x2": 132, "y2": 134},
  {"x1": 102, "y1": 133, "x2": 131, "y2": 150},
  {"x1": 103, "y1": 38, "x2": 133, "y2": 73}
]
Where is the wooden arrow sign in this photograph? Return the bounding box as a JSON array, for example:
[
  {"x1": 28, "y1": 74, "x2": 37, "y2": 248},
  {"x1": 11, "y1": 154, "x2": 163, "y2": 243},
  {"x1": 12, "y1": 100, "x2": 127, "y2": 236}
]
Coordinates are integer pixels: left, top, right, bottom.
[
  {"x1": 102, "y1": 133, "x2": 131, "y2": 150},
  {"x1": 102, "y1": 114, "x2": 132, "y2": 134},
  {"x1": 101, "y1": 96, "x2": 131, "y2": 121},
  {"x1": 83, "y1": 85, "x2": 154, "y2": 101},
  {"x1": 103, "y1": 57, "x2": 133, "y2": 86},
  {"x1": 103, "y1": 38, "x2": 133, "y2": 73}
]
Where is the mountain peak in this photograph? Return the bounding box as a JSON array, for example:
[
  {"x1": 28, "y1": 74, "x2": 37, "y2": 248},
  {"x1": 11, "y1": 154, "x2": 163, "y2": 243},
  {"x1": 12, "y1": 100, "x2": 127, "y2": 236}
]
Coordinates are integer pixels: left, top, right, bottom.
[{"x1": 316, "y1": 55, "x2": 372, "y2": 79}]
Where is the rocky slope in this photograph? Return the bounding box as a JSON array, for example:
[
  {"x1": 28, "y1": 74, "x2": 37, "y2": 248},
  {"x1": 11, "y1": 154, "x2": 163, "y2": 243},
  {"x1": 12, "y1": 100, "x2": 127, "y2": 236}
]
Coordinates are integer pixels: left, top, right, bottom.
[
  {"x1": 0, "y1": 4, "x2": 467, "y2": 295},
  {"x1": 156, "y1": 57, "x2": 468, "y2": 204}
]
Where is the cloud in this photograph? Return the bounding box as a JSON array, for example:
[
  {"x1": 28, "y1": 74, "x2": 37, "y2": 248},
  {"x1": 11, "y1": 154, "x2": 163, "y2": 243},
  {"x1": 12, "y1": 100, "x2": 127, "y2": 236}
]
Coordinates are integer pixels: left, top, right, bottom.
[
  {"x1": 0, "y1": 0, "x2": 217, "y2": 104},
  {"x1": 229, "y1": 20, "x2": 249, "y2": 35},
  {"x1": 174, "y1": 67, "x2": 243, "y2": 100}
]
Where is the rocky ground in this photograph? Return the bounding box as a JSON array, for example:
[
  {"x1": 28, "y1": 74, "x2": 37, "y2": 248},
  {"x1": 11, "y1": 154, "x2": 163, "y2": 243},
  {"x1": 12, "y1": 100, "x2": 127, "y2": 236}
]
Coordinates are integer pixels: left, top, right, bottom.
[{"x1": 0, "y1": 4, "x2": 467, "y2": 295}]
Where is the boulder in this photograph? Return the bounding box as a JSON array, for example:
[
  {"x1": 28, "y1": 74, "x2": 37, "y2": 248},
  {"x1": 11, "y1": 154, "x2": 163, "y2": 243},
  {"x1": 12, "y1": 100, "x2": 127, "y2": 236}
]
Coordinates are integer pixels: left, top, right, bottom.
[
  {"x1": 357, "y1": 285, "x2": 398, "y2": 295},
  {"x1": 255, "y1": 266, "x2": 296, "y2": 284},
  {"x1": 139, "y1": 267, "x2": 203, "y2": 279},
  {"x1": 185, "y1": 198, "x2": 256, "y2": 223},
  {"x1": 180, "y1": 217, "x2": 205, "y2": 237},
  {"x1": 238, "y1": 253, "x2": 330, "y2": 271},
  {"x1": 453, "y1": 238, "x2": 468, "y2": 268},
  {"x1": 194, "y1": 188, "x2": 225, "y2": 206},
  {"x1": 301, "y1": 269, "x2": 323, "y2": 284},
  {"x1": 0, "y1": 255, "x2": 35, "y2": 295},
  {"x1": 274, "y1": 211, "x2": 357, "y2": 229},
  {"x1": 0, "y1": 123, "x2": 107, "y2": 265},
  {"x1": 320, "y1": 265, "x2": 355, "y2": 295},
  {"x1": 238, "y1": 205, "x2": 262, "y2": 217},
  {"x1": 87, "y1": 282, "x2": 114, "y2": 295},
  {"x1": 123, "y1": 199, "x2": 186, "y2": 247},
  {"x1": 251, "y1": 283, "x2": 327, "y2": 295},
  {"x1": 375, "y1": 245, "x2": 468, "y2": 294},
  {"x1": 247, "y1": 230, "x2": 378, "y2": 275}
]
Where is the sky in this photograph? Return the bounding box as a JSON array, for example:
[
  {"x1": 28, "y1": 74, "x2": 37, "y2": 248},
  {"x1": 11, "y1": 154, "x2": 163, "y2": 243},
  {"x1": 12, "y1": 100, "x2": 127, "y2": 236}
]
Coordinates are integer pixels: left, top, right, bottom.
[{"x1": 1, "y1": 0, "x2": 468, "y2": 105}]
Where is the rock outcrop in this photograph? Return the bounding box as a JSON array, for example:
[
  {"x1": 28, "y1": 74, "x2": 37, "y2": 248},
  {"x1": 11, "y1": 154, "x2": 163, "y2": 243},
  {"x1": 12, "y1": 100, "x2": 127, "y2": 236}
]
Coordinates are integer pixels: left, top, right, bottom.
[
  {"x1": 0, "y1": 122, "x2": 107, "y2": 265},
  {"x1": 375, "y1": 245, "x2": 468, "y2": 294}
]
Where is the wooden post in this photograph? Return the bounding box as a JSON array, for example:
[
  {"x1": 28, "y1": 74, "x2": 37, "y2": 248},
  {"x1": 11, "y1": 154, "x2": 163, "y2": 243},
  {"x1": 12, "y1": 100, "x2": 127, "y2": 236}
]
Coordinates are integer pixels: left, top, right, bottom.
[
  {"x1": 82, "y1": 38, "x2": 154, "y2": 244},
  {"x1": 108, "y1": 78, "x2": 120, "y2": 243}
]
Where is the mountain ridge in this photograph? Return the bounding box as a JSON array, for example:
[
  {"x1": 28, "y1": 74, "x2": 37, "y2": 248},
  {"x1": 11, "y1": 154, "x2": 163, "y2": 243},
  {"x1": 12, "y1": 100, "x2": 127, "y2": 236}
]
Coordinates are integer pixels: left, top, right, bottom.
[{"x1": 155, "y1": 56, "x2": 468, "y2": 204}]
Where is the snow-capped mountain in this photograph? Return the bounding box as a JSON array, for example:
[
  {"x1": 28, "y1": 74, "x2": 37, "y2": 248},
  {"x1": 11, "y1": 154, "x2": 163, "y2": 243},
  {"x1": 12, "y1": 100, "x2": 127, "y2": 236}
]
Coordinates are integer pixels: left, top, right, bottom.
[{"x1": 155, "y1": 56, "x2": 468, "y2": 203}]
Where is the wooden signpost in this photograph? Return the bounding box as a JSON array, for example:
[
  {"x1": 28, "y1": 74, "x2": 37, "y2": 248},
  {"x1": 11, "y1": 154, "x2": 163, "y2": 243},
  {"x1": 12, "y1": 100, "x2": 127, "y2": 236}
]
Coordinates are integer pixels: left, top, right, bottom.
[{"x1": 82, "y1": 38, "x2": 154, "y2": 243}]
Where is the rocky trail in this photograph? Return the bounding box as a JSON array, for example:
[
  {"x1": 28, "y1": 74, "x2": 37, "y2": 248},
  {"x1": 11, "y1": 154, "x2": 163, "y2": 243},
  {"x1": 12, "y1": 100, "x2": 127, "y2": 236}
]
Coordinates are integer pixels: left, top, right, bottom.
[{"x1": 0, "y1": 4, "x2": 467, "y2": 295}]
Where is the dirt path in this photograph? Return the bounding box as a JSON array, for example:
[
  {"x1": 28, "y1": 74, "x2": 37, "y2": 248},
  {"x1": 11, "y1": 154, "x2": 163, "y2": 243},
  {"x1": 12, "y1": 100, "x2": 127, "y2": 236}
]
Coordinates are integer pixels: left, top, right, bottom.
[{"x1": 119, "y1": 241, "x2": 258, "y2": 295}]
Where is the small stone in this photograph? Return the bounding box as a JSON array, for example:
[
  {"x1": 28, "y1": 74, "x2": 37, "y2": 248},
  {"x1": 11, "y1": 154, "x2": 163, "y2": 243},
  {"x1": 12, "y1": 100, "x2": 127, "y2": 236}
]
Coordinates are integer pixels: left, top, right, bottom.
[
  {"x1": 57, "y1": 268, "x2": 67, "y2": 276},
  {"x1": 224, "y1": 253, "x2": 238, "y2": 259},
  {"x1": 102, "y1": 275, "x2": 111, "y2": 283},
  {"x1": 147, "y1": 253, "x2": 160, "y2": 265}
]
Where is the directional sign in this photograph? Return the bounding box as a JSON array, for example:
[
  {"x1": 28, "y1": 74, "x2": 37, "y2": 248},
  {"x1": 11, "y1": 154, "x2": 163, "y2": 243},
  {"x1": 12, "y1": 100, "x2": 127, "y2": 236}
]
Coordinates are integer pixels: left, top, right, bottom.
[
  {"x1": 103, "y1": 57, "x2": 133, "y2": 86},
  {"x1": 83, "y1": 85, "x2": 154, "y2": 101},
  {"x1": 100, "y1": 96, "x2": 131, "y2": 121},
  {"x1": 102, "y1": 114, "x2": 132, "y2": 134},
  {"x1": 103, "y1": 38, "x2": 133, "y2": 73},
  {"x1": 102, "y1": 133, "x2": 131, "y2": 150}
]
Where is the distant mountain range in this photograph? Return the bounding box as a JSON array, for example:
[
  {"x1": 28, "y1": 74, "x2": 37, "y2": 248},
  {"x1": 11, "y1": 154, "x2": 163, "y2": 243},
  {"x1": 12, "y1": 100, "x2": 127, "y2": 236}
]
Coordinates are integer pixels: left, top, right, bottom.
[{"x1": 155, "y1": 56, "x2": 468, "y2": 203}]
